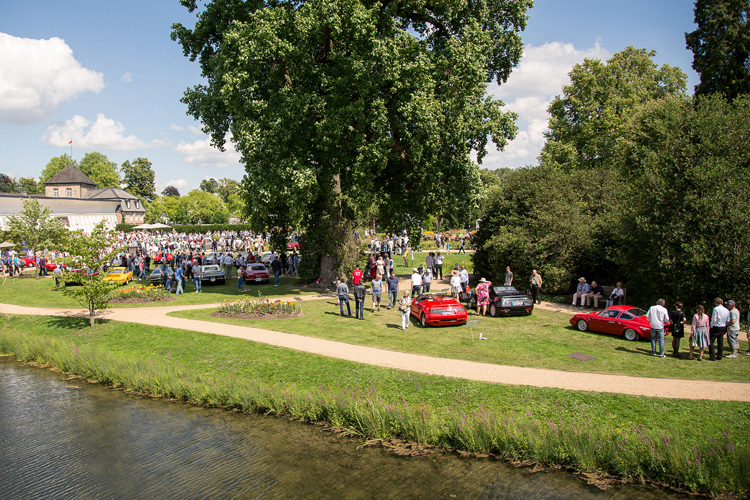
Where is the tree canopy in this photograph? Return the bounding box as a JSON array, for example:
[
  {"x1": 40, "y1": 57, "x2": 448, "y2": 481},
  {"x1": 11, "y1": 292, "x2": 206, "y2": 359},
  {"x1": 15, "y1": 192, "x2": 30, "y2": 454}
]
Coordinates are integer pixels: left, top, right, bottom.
[
  {"x1": 172, "y1": 0, "x2": 531, "y2": 280},
  {"x1": 121, "y1": 157, "x2": 157, "y2": 200},
  {"x1": 686, "y1": 0, "x2": 750, "y2": 100},
  {"x1": 6, "y1": 198, "x2": 68, "y2": 253},
  {"x1": 78, "y1": 152, "x2": 121, "y2": 188},
  {"x1": 162, "y1": 186, "x2": 181, "y2": 197},
  {"x1": 542, "y1": 47, "x2": 687, "y2": 172},
  {"x1": 39, "y1": 154, "x2": 77, "y2": 185}
]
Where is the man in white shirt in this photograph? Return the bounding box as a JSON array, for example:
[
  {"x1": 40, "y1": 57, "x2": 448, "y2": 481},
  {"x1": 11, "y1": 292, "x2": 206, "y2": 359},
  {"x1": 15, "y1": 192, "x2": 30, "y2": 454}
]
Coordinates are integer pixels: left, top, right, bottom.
[
  {"x1": 434, "y1": 252, "x2": 444, "y2": 280},
  {"x1": 410, "y1": 268, "x2": 422, "y2": 298},
  {"x1": 709, "y1": 297, "x2": 730, "y2": 361},
  {"x1": 458, "y1": 265, "x2": 469, "y2": 294},
  {"x1": 646, "y1": 298, "x2": 670, "y2": 357}
]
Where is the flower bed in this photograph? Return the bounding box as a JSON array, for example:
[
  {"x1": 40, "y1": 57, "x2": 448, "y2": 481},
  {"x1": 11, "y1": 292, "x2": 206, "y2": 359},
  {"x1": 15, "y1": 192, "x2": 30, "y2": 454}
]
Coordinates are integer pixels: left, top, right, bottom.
[
  {"x1": 213, "y1": 298, "x2": 302, "y2": 320},
  {"x1": 110, "y1": 284, "x2": 173, "y2": 303}
]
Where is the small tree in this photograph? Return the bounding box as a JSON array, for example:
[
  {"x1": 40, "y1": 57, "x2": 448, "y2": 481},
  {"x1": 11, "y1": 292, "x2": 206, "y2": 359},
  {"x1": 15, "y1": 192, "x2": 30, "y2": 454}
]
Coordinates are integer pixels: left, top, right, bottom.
[
  {"x1": 7, "y1": 198, "x2": 67, "y2": 257},
  {"x1": 59, "y1": 221, "x2": 125, "y2": 327}
]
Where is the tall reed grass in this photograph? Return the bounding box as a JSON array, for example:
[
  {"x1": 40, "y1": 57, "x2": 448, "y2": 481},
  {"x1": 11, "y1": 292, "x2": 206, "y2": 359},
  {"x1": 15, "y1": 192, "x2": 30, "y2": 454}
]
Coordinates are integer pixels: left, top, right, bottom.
[{"x1": 1, "y1": 329, "x2": 746, "y2": 496}]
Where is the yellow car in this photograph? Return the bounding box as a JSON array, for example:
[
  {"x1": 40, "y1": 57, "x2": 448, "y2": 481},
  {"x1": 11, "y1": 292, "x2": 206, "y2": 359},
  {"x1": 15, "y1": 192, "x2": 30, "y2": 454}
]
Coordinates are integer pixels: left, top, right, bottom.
[{"x1": 103, "y1": 267, "x2": 133, "y2": 285}]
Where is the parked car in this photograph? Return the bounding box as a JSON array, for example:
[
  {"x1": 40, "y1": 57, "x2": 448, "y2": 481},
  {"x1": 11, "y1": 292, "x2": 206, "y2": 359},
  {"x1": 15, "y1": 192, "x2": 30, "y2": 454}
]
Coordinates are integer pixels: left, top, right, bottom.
[
  {"x1": 62, "y1": 268, "x2": 99, "y2": 285},
  {"x1": 149, "y1": 267, "x2": 174, "y2": 285},
  {"x1": 243, "y1": 263, "x2": 269, "y2": 284},
  {"x1": 411, "y1": 292, "x2": 468, "y2": 327},
  {"x1": 202, "y1": 252, "x2": 222, "y2": 265},
  {"x1": 103, "y1": 267, "x2": 133, "y2": 285},
  {"x1": 260, "y1": 252, "x2": 278, "y2": 267},
  {"x1": 153, "y1": 252, "x2": 173, "y2": 264},
  {"x1": 463, "y1": 285, "x2": 534, "y2": 317},
  {"x1": 20, "y1": 256, "x2": 36, "y2": 268},
  {"x1": 286, "y1": 241, "x2": 300, "y2": 251},
  {"x1": 200, "y1": 264, "x2": 226, "y2": 285},
  {"x1": 569, "y1": 305, "x2": 670, "y2": 341},
  {"x1": 44, "y1": 261, "x2": 69, "y2": 272}
]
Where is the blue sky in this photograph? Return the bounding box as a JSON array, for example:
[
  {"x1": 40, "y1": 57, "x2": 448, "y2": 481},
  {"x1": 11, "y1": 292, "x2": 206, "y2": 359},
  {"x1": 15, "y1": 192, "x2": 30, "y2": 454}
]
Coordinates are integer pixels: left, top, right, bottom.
[{"x1": 0, "y1": 0, "x2": 699, "y2": 192}]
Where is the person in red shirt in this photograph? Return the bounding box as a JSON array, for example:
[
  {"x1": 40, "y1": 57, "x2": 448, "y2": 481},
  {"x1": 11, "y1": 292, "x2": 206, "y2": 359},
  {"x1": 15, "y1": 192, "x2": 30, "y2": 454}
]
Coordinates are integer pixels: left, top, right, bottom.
[{"x1": 352, "y1": 265, "x2": 363, "y2": 285}]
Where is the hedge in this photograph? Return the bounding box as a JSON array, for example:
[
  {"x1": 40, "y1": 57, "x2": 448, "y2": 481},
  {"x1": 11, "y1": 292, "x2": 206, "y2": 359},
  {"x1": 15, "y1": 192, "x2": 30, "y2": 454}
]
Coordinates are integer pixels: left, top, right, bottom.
[{"x1": 116, "y1": 223, "x2": 257, "y2": 234}]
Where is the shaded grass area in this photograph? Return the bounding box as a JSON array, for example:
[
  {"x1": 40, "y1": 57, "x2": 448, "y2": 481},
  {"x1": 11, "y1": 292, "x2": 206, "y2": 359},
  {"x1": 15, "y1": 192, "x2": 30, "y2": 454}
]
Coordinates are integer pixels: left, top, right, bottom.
[
  {"x1": 0, "y1": 275, "x2": 320, "y2": 309},
  {"x1": 169, "y1": 299, "x2": 750, "y2": 383},
  {"x1": 0, "y1": 314, "x2": 747, "y2": 495}
]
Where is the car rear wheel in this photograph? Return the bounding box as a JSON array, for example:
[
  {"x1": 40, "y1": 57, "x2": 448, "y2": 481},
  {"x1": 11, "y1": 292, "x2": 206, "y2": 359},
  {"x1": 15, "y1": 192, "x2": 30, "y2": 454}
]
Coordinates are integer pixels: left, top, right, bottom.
[
  {"x1": 490, "y1": 303, "x2": 498, "y2": 317},
  {"x1": 623, "y1": 328, "x2": 638, "y2": 341},
  {"x1": 577, "y1": 319, "x2": 589, "y2": 332},
  {"x1": 421, "y1": 313, "x2": 428, "y2": 327}
]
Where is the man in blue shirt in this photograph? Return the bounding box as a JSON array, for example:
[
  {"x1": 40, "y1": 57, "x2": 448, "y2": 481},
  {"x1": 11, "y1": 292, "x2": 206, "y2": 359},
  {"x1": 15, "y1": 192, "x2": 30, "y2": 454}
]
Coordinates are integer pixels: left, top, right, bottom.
[
  {"x1": 270, "y1": 256, "x2": 282, "y2": 286},
  {"x1": 174, "y1": 265, "x2": 184, "y2": 295},
  {"x1": 386, "y1": 272, "x2": 399, "y2": 309},
  {"x1": 572, "y1": 277, "x2": 590, "y2": 307}
]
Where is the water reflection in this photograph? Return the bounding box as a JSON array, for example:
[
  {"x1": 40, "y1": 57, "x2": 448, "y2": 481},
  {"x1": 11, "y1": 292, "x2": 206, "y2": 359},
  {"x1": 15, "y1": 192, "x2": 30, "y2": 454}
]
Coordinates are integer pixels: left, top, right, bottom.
[{"x1": 0, "y1": 357, "x2": 688, "y2": 499}]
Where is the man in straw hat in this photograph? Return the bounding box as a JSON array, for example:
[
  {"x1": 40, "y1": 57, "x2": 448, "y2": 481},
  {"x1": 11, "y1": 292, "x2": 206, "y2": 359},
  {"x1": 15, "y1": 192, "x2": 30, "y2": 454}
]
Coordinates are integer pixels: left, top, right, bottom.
[{"x1": 572, "y1": 277, "x2": 590, "y2": 307}]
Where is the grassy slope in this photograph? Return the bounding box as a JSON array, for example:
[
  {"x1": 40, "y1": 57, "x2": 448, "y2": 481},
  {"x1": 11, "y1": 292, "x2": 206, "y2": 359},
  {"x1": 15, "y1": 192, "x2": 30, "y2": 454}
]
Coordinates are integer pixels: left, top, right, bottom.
[
  {"x1": 169, "y1": 298, "x2": 750, "y2": 382},
  {"x1": 1, "y1": 314, "x2": 747, "y2": 445}
]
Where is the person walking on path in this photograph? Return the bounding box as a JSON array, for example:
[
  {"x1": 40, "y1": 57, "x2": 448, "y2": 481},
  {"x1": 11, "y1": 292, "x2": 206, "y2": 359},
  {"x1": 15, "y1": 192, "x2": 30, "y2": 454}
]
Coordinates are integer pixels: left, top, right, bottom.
[
  {"x1": 337, "y1": 279, "x2": 351, "y2": 316},
  {"x1": 193, "y1": 262, "x2": 202, "y2": 292},
  {"x1": 669, "y1": 302, "x2": 686, "y2": 357},
  {"x1": 690, "y1": 304, "x2": 710, "y2": 361},
  {"x1": 174, "y1": 265, "x2": 184, "y2": 295},
  {"x1": 371, "y1": 274, "x2": 383, "y2": 313},
  {"x1": 529, "y1": 269, "x2": 542, "y2": 304},
  {"x1": 726, "y1": 300, "x2": 741, "y2": 358},
  {"x1": 399, "y1": 291, "x2": 412, "y2": 330},
  {"x1": 646, "y1": 298, "x2": 670, "y2": 357},
  {"x1": 270, "y1": 256, "x2": 282, "y2": 286},
  {"x1": 353, "y1": 281, "x2": 366, "y2": 320},
  {"x1": 709, "y1": 297, "x2": 729, "y2": 361},
  {"x1": 475, "y1": 278, "x2": 492, "y2": 316},
  {"x1": 386, "y1": 272, "x2": 399, "y2": 309}
]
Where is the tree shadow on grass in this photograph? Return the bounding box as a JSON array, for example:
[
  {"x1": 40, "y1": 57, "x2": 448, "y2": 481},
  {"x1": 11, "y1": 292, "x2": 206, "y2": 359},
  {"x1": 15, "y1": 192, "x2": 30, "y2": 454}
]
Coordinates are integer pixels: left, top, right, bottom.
[{"x1": 43, "y1": 315, "x2": 110, "y2": 330}]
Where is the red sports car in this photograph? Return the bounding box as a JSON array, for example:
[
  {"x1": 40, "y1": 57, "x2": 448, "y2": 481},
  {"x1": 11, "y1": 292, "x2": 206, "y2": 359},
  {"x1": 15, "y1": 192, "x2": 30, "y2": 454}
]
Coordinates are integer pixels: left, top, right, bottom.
[
  {"x1": 569, "y1": 305, "x2": 670, "y2": 341},
  {"x1": 20, "y1": 256, "x2": 36, "y2": 268},
  {"x1": 243, "y1": 263, "x2": 269, "y2": 284},
  {"x1": 153, "y1": 252, "x2": 173, "y2": 264},
  {"x1": 411, "y1": 292, "x2": 468, "y2": 327}
]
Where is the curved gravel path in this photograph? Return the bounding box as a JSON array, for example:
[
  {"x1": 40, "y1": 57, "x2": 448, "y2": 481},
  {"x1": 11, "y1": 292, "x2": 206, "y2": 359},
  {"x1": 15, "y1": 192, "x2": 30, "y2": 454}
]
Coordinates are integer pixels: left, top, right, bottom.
[{"x1": 1, "y1": 300, "x2": 748, "y2": 402}]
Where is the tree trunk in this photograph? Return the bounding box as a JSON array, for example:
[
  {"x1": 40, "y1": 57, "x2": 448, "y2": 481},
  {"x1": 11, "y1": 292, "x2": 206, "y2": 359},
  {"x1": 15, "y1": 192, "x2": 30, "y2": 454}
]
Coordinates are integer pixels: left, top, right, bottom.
[
  {"x1": 318, "y1": 254, "x2": 338, "y2": 287},
  {"x1": 89, "y1": 302, "x2": 95, "y2": 327}
]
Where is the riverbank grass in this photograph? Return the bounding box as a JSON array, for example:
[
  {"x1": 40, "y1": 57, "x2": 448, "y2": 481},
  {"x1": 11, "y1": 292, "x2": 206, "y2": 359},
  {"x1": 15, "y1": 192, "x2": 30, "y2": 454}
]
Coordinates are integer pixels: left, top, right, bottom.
[
  {"x1": 168, "y1": 299, "x2": 750, "y2": 382},
  {"x1": 0, "y1": 315, "x2": 747, "y2": 496}
]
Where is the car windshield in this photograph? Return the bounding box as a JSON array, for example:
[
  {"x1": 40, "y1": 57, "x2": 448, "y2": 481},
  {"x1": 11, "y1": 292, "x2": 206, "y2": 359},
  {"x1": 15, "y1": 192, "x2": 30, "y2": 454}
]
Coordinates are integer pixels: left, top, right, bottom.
[
  {"x1": 627, "y1": 308, "x2": 648, "y2": 317},
  {"x1": 493, "y1": 286, "x2": 519, "y2": 294},
  {"x1": 203, "y1": 265, "x2": 221, "y2": 272},
  {"x1": 419, "y1": 294, "x2": 449, "y2": 301},
  {"x1": 249, "y1": 265, "x2": 265, "y2": 271}
]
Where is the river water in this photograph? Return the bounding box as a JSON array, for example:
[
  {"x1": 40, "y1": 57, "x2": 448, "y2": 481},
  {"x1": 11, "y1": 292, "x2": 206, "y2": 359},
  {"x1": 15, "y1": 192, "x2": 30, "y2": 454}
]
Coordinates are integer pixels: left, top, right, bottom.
[{"x1": 0, "y1": 357, "x2": 689, "y2": 499}]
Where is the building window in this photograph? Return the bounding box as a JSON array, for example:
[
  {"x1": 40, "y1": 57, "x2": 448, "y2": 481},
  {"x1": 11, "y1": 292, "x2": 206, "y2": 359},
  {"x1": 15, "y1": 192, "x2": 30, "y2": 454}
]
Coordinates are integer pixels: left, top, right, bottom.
[
  {"x1": 134, "y1": 200, "x2": 140, "y2": 209},
  {"x1": 125, "y1": 199, "x2": 131, "y2": 209},
  {"x1": 66, "y1": 188, "x2": 72, "y2": 197},
  {"x1": 53, "y1": 188, "x2": 59, "y2": 197}
]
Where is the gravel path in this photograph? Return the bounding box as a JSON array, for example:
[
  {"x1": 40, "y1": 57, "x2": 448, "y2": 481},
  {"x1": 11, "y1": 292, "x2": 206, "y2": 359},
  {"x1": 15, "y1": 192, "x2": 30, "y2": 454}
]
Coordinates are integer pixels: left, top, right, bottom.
[{"x1": 1, "y1": 299, "x2": 748, "y2": 402}]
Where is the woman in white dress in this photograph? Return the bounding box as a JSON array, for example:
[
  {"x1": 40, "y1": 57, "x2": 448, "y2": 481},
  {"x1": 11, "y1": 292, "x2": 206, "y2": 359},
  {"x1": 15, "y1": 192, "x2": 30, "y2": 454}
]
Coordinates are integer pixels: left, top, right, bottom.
[{"x1": 398, "y1": 292, "x2": 412, "y2": 330}]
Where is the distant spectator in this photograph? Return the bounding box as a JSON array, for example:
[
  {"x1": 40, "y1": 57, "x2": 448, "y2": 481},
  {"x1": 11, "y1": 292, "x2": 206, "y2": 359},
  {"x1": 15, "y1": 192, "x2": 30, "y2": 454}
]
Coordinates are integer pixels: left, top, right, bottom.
[
  {"x1": 669, "y1": 302, "x2": 686, "y2": 357},
  {"x1": 606, "y1": 282, "x2": 625, "y2": 307},
  {"x1": 434, "y1": 252, "x2": 444, "y2": 280},
  {"x1": 386, "y1": 272, "x2": 399, "y2": 309},
  {"x1": 690, "y1": 304, "x2": 710, "y2": 361},
  {"x1": 504, "y1": 266, "x2": 513, "y2": 286},
  {"x1": 459, "y1": 265, "x2": 469, "y2": 295},
  {"x1": 421, "y1": 267, "x2": 432, "y2": 294},
  {"x1": 371, "y1": 274, "x2": 383, "y2": 312},
  {"x1": 353, "y1": 281, "x2": 366, "y2": 320},
  {"x1": 571, "y1": 277, "x2": 590, "y2": 307},
  {"x1": 646, "y1": 298, "x2": 670, "y2": 357},
  {"x1": 745, "y1": 295, "x2": 750, "y2": 357},
  {"x1": 709, "y1": 297, "x2": 729, "y2": 361},
  {"x1": 410, "y1": 268, "x2": 422, "y2": 298},
  {"x1": 726, "y1": 300, "x2": 740, "y2": 358},
  {"x1": 399, "y1": 291, "x2": 412, "y2": 330},
  {"x1": 337, "y1": 279, "x2": 351, "y2": 316},
  {"x1": 529, "y1": 269, "x2": 542, "y2": 304},
  {"x1": 352, "y1": 264, "x2": 363, "y2": 286},
  {"x1": 475, "y1": 278, "x2": 492, "y2": 316},
  {"x1": 585, "y1": 281, "x2": 605, "y2": 308}
]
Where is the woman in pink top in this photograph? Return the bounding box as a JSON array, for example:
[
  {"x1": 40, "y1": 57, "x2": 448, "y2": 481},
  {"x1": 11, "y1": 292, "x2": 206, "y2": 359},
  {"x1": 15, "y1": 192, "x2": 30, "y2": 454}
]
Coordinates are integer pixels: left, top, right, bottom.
[{"x1": 690, "y1": 304, "x2": 710, "y2": 361}]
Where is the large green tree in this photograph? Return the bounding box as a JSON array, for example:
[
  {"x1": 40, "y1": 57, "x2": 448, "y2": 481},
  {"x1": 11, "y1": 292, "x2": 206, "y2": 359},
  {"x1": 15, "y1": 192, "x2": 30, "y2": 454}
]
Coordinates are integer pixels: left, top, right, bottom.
[
  {"x1": 685, "y1": 0, "x2": 750, "y2": 100},
  {"x1": 618, "y1": 94, "x2": 750, "y2": 307},
  {"x1": 78, "y1": 152, "x2": 121, "y2": 188},
  {"x1": 179, "y1": 189, "x2": 228, "y2": 224},
  {"x1": 6, "y1": 198, "x2": 68, "y2": 255},
  {"x1": 199, "y1": 178, "x2": 218, "y2": 194},
  {"x1": 39, "y1": 154, "x2": 77, "y2": 185},
  {"x1": 542, "y1": 47, "x2": 687, "y2": 172},
  {"x1": 121, "y1": 157, "x2": 157, "y2": 200},
  {"x1": 172, "y1": 0, "x2": 530, "y2": 281}
]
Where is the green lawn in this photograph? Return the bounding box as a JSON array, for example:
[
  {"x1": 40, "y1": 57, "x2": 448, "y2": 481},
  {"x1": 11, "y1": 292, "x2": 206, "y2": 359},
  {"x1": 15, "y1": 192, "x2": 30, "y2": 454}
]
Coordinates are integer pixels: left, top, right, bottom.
[
  {"x1": 0, "y1": 275, "x2": 322, "y2": 309},
  {"x1": 169, "y1": 298, "x2": 750, "y2": 382},
  {"x1": 388, "y1": 252, "x2": 474, "y2": 277}
]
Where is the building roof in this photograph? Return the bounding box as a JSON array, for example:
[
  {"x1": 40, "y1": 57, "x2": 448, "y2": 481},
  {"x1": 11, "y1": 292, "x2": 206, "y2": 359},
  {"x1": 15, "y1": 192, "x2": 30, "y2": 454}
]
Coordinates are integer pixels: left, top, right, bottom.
[
  {"x1": 84, "y1": 187, "x2": 146, "y2": 213},
  {"x1": 45, "y1": 164, "x2": 97, "y2": 186}
]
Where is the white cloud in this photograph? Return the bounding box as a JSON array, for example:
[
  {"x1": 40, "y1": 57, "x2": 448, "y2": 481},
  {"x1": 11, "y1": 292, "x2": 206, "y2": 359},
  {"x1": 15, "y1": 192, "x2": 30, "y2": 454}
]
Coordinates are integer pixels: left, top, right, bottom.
[
  {"x1": 0, "y1": 33, "x2": 105, "y2": 124},
  {"x1": 174, "y1": 135, "x2": 242, "y2": 168},
  {"x1": 121, "y1": 72, "x2": 132, "y2": 83},
  {"x1": 167, "y1": 179, "x2": 188, "y2": 188},
  {"x1": 43, "y1": 113, "x2": 170, "y2": 151},
  {"x1": 188, "y1": 125, "x2": 203, "y2": 135},
  {"x1": 481, "y1": 41, "x2": 611, "y2": 170},
  {"x1": 169, "y1": 124, "x2": 184, "y2": 131}
]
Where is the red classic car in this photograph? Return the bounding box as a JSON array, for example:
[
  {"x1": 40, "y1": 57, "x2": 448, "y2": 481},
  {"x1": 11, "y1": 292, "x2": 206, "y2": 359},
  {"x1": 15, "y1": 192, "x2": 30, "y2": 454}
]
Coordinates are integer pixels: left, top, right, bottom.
[
  {"x1": 242, "y1": 263, "x2": 269, "y2": 284},
  {"x1": 411, "y1": 292, "x2": 468, "y2": 327},
  {"x1": 20, "y1": 256, "x2": 36, "y2": 268},
  {"x1": 153, "y1": 252, "x2": 173, "y2": 264},
  {"x1": 569, "y1": 305, "x2": 670, "y2": 341}
]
